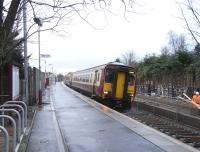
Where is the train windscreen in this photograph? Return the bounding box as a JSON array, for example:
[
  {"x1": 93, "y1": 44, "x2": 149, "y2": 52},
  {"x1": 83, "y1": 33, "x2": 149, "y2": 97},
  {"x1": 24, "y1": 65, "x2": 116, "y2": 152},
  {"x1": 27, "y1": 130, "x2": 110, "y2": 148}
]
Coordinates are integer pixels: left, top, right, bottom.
[
  {"x1": 128, "y1": 74, "x2": 135, "y2": 85},
  {"x1": 105, "y1": 71, "x2": 114, "y2": 83}
]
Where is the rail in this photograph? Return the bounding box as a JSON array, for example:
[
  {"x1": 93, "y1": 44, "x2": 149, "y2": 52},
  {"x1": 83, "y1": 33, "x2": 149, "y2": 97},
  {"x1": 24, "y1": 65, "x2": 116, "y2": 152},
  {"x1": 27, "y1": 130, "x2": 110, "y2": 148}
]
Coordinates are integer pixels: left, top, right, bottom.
[{"x1": 0, "y1": 125, "x2": 9, "y2": 152}]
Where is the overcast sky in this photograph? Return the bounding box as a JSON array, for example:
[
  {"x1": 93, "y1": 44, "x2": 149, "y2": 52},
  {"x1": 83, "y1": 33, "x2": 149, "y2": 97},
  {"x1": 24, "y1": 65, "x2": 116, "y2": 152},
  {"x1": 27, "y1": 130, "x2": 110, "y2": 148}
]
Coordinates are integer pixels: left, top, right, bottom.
[{"x1": 28, "y1": 0, "x2": 187, "y2": 74}]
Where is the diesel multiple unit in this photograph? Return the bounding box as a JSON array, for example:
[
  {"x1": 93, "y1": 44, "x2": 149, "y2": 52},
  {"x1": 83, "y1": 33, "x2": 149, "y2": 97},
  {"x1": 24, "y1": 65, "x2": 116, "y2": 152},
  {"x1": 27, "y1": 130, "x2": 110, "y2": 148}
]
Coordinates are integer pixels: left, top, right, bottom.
[{"x1": 64, "y1": 62, "x2": 136, "y2": 109}]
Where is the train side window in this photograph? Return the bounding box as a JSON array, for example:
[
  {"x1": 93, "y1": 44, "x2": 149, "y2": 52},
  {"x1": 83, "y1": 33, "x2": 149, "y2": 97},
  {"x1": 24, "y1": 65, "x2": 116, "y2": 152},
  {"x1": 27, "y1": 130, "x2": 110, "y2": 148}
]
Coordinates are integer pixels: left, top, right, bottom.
[
  {"x1": 99, "y1": 72, "x2": 101, "y2": 82},
  {"x1": 86, "y1": 75, "x2": 89, "y2": 82},
  {"x1": 128, "y1": 75, "x2": 135, "y2": 85},
  {"x1": 80, "y1": 75, "x2": 82, "y2": 82},
  {"x1": 90, "y1": 74, "x2": 93, "y2": 83},
  {"x1": 105, "y1": 72, "x2": 113, "y2": 83},
  {"x1": 97, "y1": 73, "x2": 100, "y2": 82}
]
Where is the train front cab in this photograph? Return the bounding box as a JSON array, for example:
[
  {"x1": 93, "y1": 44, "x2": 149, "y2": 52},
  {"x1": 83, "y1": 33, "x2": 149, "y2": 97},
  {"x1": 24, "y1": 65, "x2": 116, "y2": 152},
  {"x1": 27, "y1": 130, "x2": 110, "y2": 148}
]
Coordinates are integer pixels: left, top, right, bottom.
[{"x1": 102, "y1": 65, "x2": 136, "y2": 109}]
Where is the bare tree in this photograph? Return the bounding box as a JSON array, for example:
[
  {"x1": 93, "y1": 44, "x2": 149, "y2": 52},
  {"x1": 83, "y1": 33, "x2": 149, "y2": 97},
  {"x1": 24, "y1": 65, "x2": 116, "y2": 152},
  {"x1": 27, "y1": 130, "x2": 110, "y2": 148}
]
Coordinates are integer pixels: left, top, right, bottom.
[
  {"x1": 0, "y1": 0, "x2": 137, "y2": 71},
  {"x1": 121, "y1": 50, "x2": 136, "y2": 67},
  {"x1": 168, "y1": 31, "x2": 188, "y2": 53},
  {"x1": 1, "y1": 0, "x2": 136, "y2": 38},
  {"x1": 179, "y1": 0, "x2": 200, "y2": 44},
  {"x1": 0, "y1": 0, "x2": 137, "y2": 67},
  {"x1": 160, "y1": 46, "x2": 170, "y2": 55}
]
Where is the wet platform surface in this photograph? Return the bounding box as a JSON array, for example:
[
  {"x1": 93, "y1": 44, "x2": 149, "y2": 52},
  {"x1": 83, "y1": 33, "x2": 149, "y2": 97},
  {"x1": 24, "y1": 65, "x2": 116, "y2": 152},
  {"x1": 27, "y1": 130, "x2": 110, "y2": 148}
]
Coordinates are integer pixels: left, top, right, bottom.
[{"x1": 26, "y1": 83, "x2": 199, "y2": 152}]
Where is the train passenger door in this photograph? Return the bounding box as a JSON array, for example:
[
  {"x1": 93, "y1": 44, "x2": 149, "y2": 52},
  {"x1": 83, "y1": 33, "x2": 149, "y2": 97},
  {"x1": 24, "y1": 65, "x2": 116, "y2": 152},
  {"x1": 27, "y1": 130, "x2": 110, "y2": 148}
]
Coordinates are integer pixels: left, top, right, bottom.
[
  {"x1": 115, "y1": 72, "x2": 125, "y2": 99},
  {"x1": 92, "y1": 70, "x2": 98, "y2": 95}
]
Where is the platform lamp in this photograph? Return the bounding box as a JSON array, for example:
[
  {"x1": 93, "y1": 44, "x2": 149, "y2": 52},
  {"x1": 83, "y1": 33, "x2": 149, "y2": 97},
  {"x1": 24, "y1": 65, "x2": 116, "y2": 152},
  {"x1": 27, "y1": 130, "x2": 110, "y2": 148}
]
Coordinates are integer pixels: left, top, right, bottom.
[
  {"x1": 34, "y1": 17, "x2": 43, "y2": 105},
  {"x1": 48, "y1": 64, "x2": 54, "y2": 85},
  {"x1": 40, "y1": 54, "x2": 51, "y2": 87}
]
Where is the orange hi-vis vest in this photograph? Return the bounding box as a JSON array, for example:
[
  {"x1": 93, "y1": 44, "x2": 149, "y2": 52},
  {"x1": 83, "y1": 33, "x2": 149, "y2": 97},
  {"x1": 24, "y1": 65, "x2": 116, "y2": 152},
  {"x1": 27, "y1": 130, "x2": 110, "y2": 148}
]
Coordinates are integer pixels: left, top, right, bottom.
[{"x1": 192, "y1": 95, "x2": 200, "y2": 104}]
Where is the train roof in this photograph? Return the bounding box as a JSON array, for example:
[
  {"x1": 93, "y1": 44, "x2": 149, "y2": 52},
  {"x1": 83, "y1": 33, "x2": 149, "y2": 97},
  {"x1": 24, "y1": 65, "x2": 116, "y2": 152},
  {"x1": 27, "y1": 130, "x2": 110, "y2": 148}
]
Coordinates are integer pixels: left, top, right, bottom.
[{"x1": 72, "y1": 62, "x2": 135, "y2": 74}]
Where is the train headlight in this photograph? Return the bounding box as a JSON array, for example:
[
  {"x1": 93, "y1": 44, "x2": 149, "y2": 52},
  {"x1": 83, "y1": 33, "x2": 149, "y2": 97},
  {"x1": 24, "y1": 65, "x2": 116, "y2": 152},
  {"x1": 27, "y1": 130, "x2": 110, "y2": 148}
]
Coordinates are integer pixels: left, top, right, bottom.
[
  {"x1": 129, "y1": 94, "x2": 134, "y2": 97},
  {"x1": 104, "y1": 91, "x2": 109, "y2": 94}
]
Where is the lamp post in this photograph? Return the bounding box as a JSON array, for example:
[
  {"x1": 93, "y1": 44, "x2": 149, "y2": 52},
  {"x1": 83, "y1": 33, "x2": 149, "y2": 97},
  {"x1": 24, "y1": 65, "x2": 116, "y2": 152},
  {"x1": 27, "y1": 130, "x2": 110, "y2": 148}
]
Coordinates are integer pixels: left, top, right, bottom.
[
  {"x1": 23, "y1": 0, "x2": 28, "y2": 104},
  {"x1": 34, "y1": 17, "x2": 42, "y2": 105}
]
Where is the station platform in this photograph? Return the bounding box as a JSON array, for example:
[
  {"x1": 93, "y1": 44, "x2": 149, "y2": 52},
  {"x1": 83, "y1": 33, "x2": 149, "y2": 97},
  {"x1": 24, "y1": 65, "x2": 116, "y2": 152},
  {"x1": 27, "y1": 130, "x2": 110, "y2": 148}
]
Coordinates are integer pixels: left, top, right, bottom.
[{"x1": 26, "y1": 82, "x2": 199, "y2": 152}]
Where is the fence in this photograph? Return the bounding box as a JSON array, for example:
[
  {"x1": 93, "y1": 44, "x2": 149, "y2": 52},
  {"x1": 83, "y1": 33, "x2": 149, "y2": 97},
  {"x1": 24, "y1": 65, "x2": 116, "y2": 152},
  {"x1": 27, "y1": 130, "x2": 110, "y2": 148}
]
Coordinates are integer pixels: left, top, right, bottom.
[
  {"x1": 137, "y1": 83, "x2": 198, "y2": 99},
  {"x1": 0, "y1": 66, "x2": 46, "y2": 105}
]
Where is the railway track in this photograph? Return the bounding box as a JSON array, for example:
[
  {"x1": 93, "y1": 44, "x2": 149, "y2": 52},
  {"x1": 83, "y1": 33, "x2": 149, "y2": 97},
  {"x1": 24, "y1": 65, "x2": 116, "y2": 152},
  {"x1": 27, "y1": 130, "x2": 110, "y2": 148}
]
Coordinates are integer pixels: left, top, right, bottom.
[
  {"x1": 135, "y1": 95, "x2": 193, "y2": 114},
  {"x1": 123, "y1": 105, "x2": 200, "y2": 150}
]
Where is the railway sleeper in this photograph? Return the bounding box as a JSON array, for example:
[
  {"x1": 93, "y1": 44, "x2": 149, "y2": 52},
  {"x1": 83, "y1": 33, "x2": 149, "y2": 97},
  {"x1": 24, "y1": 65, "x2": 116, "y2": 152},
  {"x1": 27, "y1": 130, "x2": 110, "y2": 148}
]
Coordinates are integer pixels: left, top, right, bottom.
[
  {"x1": 151, "y1": 124, "x2": 177, "y2": 127},
  {"x1": 159, "y1": 129, "x2": 173, "y2": 133},
  {"x1": 137, "y1": 118, "x2": 157, "y2": 122},
  {"x1": 134, "y1": 116, "x2": 153, "y2": 120},
  {"x1": 156, "y1": 127, "x2": 177, "y2": 131},
  {"x1": 145, "y1": 120, "x2": 167, "y2": 124},
  {"x1": 193, "y1": 142, "x2": 200, "y2": 147},
  {"x1": 188, "y1": 138, "x2": 200, "y2": 143},
  {"x1": 175, "y1": 133, "x2": 199, "y2": 139},
  {"x1": 177, "y1": 132, "x2": 199, "y2": 135},
  {"x1": 140, "y1": 118, "x2": 162, "y2": 121},
  {"x1": 160, "y1": 129, "x2": 185, "y2": 134},
  {"x1": 182, "y1": 137, "x2": 200, "y2": 143},
  {"x1": 161, "y1": 129, "x2": 187, "y2": 134},
  {"x1": 148, "y1": 123, "x2": 170, "y2": 127},
  {"x1": 182, "y1": 136, "x2": 200, "y2": 140},
  {"x1": 170, "y1": 129, "x2": 191, "y2": 133},
  {"x1": 154, "y1": 127, "x2": 181, "y2": 132},
  {"x1": 142, "y1": 120, "x2": 168, "y2": 125},
  {"x1": 140, "y1": 116, "x2": 160, "y2": 119},
  {"x1": 133, "y1": 113, "x2": 151, "y2": 117},
  {"x1": 155, "y1": 126, "x2": 182, "y2": 130}
]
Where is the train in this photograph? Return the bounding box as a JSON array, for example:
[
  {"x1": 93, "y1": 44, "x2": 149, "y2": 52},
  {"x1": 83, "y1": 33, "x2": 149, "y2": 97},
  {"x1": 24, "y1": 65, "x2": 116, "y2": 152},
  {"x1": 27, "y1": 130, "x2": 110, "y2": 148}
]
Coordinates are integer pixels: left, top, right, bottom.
[{"x1": 64, "y1": 62, "x2": 136, "y2": 109}]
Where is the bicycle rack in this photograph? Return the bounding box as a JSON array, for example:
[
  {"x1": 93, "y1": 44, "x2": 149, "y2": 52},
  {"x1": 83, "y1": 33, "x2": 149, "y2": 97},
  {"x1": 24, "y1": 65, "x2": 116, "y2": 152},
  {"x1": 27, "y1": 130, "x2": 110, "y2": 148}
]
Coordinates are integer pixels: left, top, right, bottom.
[
  {"x1": 0, "y1": 115, "x2": 16, "y2": 152},
  {"x1": 0, "y1": 109, "x2": 21, "y2": 142},
  {"x1": 5, "y1": 101, "x2": 27, "y2": 127},
  {"x1": 0, "y1": 104, "x2": 25, "y2": 133},
  {"x1": 0, "y1": 125, "x2": 9, "y2": 152},
  {"x1": 0, "y1": 101, "x2": 28, "y2": 152}
]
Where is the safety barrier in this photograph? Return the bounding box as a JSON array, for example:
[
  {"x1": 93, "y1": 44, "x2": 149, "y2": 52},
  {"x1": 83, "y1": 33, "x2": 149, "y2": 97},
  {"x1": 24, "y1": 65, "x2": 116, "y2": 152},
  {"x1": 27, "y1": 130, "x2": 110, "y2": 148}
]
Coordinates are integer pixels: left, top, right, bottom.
[{"x1": 0, "y1": 101, "x2": 27, "y2": 152}]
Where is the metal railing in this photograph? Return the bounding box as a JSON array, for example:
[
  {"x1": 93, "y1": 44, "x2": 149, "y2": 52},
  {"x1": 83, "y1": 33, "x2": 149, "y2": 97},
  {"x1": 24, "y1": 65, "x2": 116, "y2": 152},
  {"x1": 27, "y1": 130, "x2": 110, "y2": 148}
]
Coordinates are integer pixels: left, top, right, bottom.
[{"x1": 0, "y1": 101, "x2": 28, "y2": 152}]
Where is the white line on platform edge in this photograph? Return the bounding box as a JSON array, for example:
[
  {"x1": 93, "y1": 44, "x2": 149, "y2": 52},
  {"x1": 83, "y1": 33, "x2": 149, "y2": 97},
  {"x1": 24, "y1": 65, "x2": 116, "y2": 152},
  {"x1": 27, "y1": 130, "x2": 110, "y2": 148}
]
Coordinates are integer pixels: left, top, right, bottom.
[{"x1": 50, "y1": 87, "x2": 68, "y2": 152}]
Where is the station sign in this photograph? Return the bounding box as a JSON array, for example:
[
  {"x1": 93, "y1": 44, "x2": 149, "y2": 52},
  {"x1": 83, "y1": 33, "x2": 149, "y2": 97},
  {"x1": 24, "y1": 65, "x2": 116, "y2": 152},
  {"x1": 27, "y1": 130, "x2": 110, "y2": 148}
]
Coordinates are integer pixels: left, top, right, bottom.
[
  {"x1": 40, "y1": 54, "x2": 51, "y2": 58},
  {"x1": 12, "y1": 65, "x2": 19, "y2": 100}
]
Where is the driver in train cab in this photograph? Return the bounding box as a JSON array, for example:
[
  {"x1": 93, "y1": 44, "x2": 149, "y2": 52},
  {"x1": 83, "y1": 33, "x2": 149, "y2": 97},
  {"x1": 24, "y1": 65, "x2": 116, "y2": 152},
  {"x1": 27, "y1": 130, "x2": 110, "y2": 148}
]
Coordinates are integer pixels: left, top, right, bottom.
[{"x1": 192, "y1": 91, "x2": 200, "y2": 105}]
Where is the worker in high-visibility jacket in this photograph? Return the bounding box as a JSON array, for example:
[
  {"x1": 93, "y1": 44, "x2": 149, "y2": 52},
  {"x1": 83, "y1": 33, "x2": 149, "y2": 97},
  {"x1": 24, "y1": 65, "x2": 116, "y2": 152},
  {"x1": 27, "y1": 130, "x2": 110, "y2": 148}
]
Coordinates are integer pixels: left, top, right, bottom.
[{"x1": 192, "y1": 92, "x2": 200, "y2": 104}]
